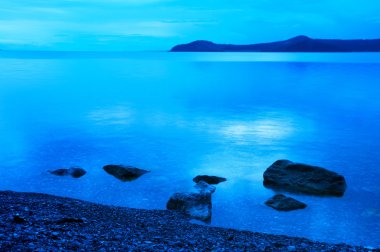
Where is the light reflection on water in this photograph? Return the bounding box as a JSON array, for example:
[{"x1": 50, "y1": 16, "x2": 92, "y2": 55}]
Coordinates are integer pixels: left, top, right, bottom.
[
  {"x1": 88, "y1": 106, "x2": 134, "y2": 126},
  {"x1": 0, "y1": 52, "x2": 380, "y2": 247},
  {"x1": 219, "y1": 117, "x2": 297, "y2": 145}
]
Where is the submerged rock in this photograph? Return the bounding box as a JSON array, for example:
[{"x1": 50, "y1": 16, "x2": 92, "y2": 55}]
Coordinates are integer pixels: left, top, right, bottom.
[
  {"x1": 194, "y1": 181, "x2": 216, "y2": 194},
  {"x1": 103, "y1": 165, "x2": 149, "y2": 182},
  {"x1": 263, "y1": 160, "x2": 347, "y2": 196},
  {"x1": 49, "y1": 167, "x2": 86, "y2": 178},
  {"x1": 166, "y1": 192, "x2": 212, "y2": 222},
  {"x1": 265, "y1": 194, "x2": 307, "y2": 211},
  {"x1": 193, "y1": 175, "x2": 226, "y2": 185}
]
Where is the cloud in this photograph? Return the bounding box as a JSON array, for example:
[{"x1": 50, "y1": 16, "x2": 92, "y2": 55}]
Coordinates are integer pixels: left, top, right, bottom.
[
  {"x1": 0, "y1": 20, "x2": 66, "y2": 46},
  {"x1": 0, "y1": 18, "x2": 186, "y2": 46},
  {"x1": 65, "y1": 0, "x2": 170, "y2": 4},
  {"x1": 0, "y1": 0, "x2": 379, "y2": 50},
  {"x1": 96, "y1": 21, "x2": 180, "y2": 37}
]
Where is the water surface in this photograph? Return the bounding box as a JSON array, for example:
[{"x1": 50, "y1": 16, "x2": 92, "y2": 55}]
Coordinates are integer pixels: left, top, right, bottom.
[{"x1": 1, "y1": 51, "x2": 380, "y2": 247}]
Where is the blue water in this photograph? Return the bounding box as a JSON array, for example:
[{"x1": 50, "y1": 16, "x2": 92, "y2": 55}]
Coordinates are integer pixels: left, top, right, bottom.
[{"x1": 1, "y1": 51, "x2": 380, "y2": 247}]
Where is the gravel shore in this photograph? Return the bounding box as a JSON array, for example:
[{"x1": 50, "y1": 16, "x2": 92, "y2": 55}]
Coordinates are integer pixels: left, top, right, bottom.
[{"x1": 0, "y1": 190, "x2": 377, "y2": 251}]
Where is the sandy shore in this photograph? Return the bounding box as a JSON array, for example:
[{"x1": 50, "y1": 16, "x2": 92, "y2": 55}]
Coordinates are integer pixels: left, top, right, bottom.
[{"x1": 0, "y1": 190, "x2": 377, "y2": 251}]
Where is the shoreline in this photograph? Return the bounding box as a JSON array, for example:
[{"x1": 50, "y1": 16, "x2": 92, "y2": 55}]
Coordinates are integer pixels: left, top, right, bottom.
[{"x1": 0, "y1": 190, "x2": 377, "y2": 251}]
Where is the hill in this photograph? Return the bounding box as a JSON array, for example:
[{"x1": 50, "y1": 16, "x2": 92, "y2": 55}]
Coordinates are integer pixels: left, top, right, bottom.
[{"x1": 170, "y1": 35, "x2": 380, "y2": 52}]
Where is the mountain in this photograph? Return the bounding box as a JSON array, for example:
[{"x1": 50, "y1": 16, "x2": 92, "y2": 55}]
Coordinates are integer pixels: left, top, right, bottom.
[{"x1": 170, "y1": 35, "x2": 380, "y2": 52}]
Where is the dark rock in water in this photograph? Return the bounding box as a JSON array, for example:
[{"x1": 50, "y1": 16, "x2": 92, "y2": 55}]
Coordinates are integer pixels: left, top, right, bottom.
[
  {"x1": 194, "y1": 181, "x2": 216, "y2": 194},
  {"x1": 103, "y1": 165, "x2": 149, "y2": 182},
  {"x1": 193, "y1": 175, "x2": 226, "y2": 185},
  {"x1": 265, "y1": 194, "x2": 307, "y2": 211},
  {"x1": 49, "y1": 169, "x2": 68, "y2": 176},
  {"x1": 49, "y1": 167, "x2": 86, "y2": 178},
  {"x1": 263, "y1": 160, "x2": 346, "y2": 196},
  {"x1": 167, "y1": 192, "x2": 212, "y2": 222},
  {"x1": 168, "y1": 178, "x2": 217, "y2": 222},
  {"x1": 69, "y1": 168, "x2": 87, "y2": 178}
]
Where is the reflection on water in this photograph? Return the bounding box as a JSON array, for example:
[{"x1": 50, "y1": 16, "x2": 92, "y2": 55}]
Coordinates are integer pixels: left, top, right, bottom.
[
  {"x1": 220, "y1": 117, "x2": 296, "y2": 145},
  {"x1": 88, "y1": 106, "x2": 134, "y2": 126},
  {"x1": 0, "y1": 52, "x2": 380, "y2": 247}
]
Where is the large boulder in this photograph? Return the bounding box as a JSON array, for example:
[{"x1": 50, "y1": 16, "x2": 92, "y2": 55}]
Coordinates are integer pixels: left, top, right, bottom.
[
  {"x1": 166, "y1": 192, "x2": 212, "y2": 222},
  {"x1": 103, "y1": 165, "x2": 149, "y2": 182},
  {"x1": 265, "y1": 194, "x2": 307, "y2": 211},
  {"x1": 263, "y1": 160, "x2": 347, "y2": 196},
  {"x1": 193, "y1": 175, "x2": 226, "y2": 185},
  {"x1": 49, "y1": 167, "x2": 86, "y2": 178}
]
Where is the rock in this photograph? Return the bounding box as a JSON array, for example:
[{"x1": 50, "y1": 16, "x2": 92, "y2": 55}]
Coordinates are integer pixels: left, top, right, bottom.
[
  {"x1": 166, "y1": 192, "x2": 212, "y2": 222},
  {"x1": 49, "y1": 167, "x2": 86, "y2": 178},
  {"x1": 193, "y1": 175, "x2": 226, "y2": 185},
  {"x1": 265, "y1": 194, "x2": 307, "y2": 211},
  {"x1": 263, "y1": 160, "x2": 347, "y2": 196},
  {"x1": 194, "y1": 181, "x2": 216, "y2": 194},
  {"x1": 13, "y1": 215, "x2": 25, "y2": 224},
  {"x1": 103, "y1": 165, "x2": 149, "y2": 182},
  {"x1": 56, "y1": 217, "x2": 85, "y2": 224},
  {"x1": 69, "y1": 168, "x2": 87, "y2": 178},
  {"x1": 49, "y1": 169, "x2": 68, "y2": 176}
]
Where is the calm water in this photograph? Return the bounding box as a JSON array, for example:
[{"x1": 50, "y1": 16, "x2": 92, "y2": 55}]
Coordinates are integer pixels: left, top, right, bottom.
[{"x1": 1, "y1": 51, "x2": 380, "y2": 247}]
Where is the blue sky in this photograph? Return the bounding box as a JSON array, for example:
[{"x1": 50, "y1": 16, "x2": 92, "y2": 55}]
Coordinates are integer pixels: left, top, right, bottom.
[{"x1": 0, "y1": 0, "x2": 379, "y2": 51}]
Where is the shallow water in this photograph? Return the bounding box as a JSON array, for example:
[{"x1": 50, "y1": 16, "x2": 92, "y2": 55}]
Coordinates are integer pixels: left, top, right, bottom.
[{"x1": 1, "y1": 51, "x2": 380, "y2": 247}]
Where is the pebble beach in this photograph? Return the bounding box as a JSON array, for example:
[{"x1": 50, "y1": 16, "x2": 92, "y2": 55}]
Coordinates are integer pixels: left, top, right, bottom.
[{"x1": 0, "y1": 191, "x2": 377, "y2": 252}]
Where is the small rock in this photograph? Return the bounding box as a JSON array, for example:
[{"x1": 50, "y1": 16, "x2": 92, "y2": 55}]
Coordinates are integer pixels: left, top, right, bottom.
[
  {"x1": 49, "y1": 167, "x2": 86, "y2": 178},
  {"x1": 13, "y1": 215, "x2": 26, "y2": 224},
  {"x1": 56, "y1": 217, "x2": 84, "y2": 224},
  {"x1": 193, "y1": 175, "x2": 227, "y2": 185},
  {"x1": 227, "y1": 234, "x2": 234, "y2": 241},
  {"x1": 194, "y1": 181, "x2": 216, "y2": 194},
  {"x1": 265, "y1": 194, "x2": 307, "y2": 211},
  {"x1": 49, "y1": 168, "x2": 68, "y2": 176},
  {"x1": 69, "y1": 167, "x2": 87, "y2": 178},
  {"x1": 167, "y1": 192, "x2": 212, "y2": 222},
  {"x1": 103, "y1": 164, "x2": 149, "y2": 182}
]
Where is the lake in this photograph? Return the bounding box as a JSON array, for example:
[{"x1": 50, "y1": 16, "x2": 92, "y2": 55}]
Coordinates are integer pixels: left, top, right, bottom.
[{"x1": 0, "y1": 51, "x2": 380, "y2": 248}]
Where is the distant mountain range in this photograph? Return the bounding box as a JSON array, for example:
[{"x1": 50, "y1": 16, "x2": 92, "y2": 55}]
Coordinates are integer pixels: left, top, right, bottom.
[{"x1": 170, "y1": 36, "x2": 380, "y2": 52}]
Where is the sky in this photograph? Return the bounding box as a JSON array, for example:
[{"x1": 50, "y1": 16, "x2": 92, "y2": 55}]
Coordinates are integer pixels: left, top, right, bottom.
[{"x1": 0, "y1": 0, "x2": 380, "y2": 51}]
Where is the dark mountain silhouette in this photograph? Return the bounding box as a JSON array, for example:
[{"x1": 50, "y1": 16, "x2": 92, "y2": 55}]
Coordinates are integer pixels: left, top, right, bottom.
[{"x1": 170, "y1": 35, "x2": 380, "y2": 52}]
